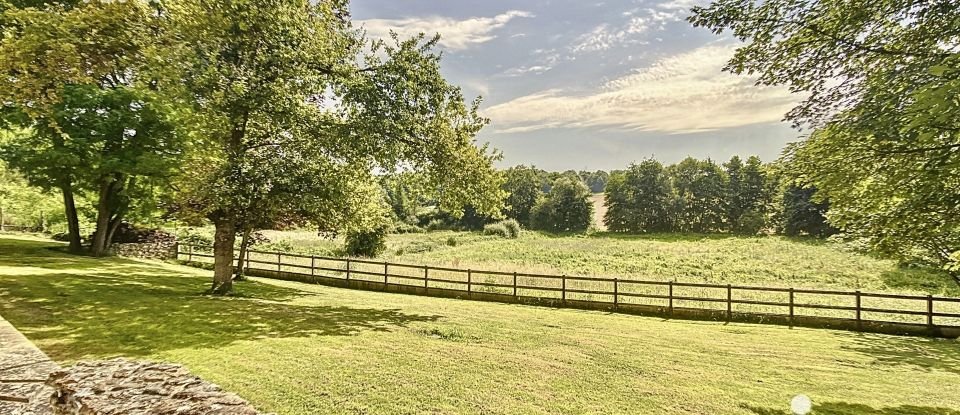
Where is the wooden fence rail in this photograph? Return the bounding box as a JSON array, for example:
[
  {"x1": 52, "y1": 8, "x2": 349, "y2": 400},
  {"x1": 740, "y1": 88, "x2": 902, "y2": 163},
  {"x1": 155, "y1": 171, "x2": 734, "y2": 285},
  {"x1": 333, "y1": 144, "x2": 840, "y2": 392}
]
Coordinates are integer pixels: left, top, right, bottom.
[{"x1": 175, "y1": 244, "x2": 960, "y2": 337}]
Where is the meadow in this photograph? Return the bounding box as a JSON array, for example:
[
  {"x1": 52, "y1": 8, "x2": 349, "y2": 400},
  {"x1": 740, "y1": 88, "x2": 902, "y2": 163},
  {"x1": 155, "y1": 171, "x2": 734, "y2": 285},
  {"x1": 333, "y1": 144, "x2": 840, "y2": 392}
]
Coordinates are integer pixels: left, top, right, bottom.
[{"x1": 1, "y1": 234, "x2": 959, "y2": 414}]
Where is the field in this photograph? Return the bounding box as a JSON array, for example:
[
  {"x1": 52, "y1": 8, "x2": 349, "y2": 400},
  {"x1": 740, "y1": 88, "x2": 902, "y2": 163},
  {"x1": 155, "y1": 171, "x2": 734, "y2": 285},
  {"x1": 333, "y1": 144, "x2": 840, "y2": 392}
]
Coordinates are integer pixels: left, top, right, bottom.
[
  {"x1": 2, "y1": 234, "x2": 959, "y2": 414},
  {"x1": 253, "y1": 229, "x2": 958, "y2": 296}
]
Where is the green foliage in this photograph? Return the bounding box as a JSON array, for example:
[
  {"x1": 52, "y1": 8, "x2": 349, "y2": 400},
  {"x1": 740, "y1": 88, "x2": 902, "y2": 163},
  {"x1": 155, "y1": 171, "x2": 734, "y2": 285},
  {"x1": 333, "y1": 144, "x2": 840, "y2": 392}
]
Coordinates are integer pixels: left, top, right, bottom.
[
  {"x1": 578, "y1": 170, "x2": 609, "y2": 193},
  {"x1": 483, "y1": 219, "x2": 520, "y2": 239},
  {"x1": 734, "y1": 210, "x2": 766, "y2": 236},
  {"x1": 0, "y1": 158, "x2": 63, "y2": 230},
  {"x1": 0, "y1": 1, "x2": 185, "y2": 253},
  {"x1": 501, "y1": 165, "x2": 543, "y2": 226},
  {"x1": 690, "y1": 0, "x2": 960, "y2": 267},
  {"x1": 668, "y1": 157, "x2": 727, "y2": 233},
  {"x1": 344, "y1": 227, "x2": 387, "y2": 258},
  {"x1": 531, "y1": 177, "x2": 592, "y2": 233},
  {"x1": 604, "y1": 159, "x2": 675, "y2": 233},
  {"x1": 782, "y1": 186, "x2": 837, "y2": 238},
  {"x1": 482, "y1": 222, "x2": 511, "y2": 238}
]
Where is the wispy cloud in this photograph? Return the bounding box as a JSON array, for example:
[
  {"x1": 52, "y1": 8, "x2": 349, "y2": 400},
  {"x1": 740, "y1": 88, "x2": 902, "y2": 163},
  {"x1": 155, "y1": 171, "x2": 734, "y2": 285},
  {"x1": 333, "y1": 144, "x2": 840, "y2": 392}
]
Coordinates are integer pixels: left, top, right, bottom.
[
  {"x1": 484, "y1": 44, "x2": 798, "y2": 134},
  {"x1": 358, "y1": 10, "x2": 533, "y2": 51},
  {"x1": 571, "y1": 0, "x2": 706, "y2": 53}
]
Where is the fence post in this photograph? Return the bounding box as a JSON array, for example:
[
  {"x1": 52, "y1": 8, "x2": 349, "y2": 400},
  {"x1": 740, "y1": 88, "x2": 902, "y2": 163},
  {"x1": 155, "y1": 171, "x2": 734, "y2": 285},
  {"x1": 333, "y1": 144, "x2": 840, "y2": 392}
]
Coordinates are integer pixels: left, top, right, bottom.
[
  {"x1": 513, "y1": 272, "x2": 517, "y2": 298},
  {"x1": 789, "y1": 288, "x2": 795, "y2": 327},
  {"x1": 188, "y1": 244, "x2": 193, "y2": 263},
  {"x1": 467, "y1": 269, "x2": 472, "y2": 296},
  {"x1": 855, "y1": 290, "x2": 862, "y2": 330},
  {"x1": 345, "y1": 259, "x2": 351, "y2": 281},
  {"x1": 173, "y1": 242, "x2": 180, "y2": 260},
  {"x1": 424, "y1": 265, "x2": 429, "y2": 290},
  {"x1": 927, "y1": 295, "x2": 934, "y2": 328},
  {"x1": 726, "y1": 284, "x2": 732, "y2": 322},
  {"x1": 276, "y1": 252, "x2": 282, "y2": 277},
  {"x1": 310, "y1": 256, "x2": 316, "y2": 279},
  {"x1": 614, "y1": 279, "x2": 619, "y2": 309},
  {"x1": 245, "y1": 249, "x2": 251, "y2": 276},
  {"x1": 668, "y1": 281, "x2": 674, "y2": 315},
  {"x1": 561, "y1": 275, "x2": 566, "y2": 304},
  {"x1": 383, "y1": 262, "x2": 388, "y2": 288}
]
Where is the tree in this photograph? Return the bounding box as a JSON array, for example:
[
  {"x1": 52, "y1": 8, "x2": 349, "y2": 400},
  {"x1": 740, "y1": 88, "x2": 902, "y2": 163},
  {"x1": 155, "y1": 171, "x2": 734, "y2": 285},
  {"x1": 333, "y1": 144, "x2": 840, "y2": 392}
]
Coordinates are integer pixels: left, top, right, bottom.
[
  {"x1": 502, "y1": 165, "x2": 544, "y2": 226},
  {"x1": 668, "y1": 157, "x2": 727, "y2": 233},
  {"x1": 782, "y1": 185, "x2": 837, "y2": 238},
  {"x1": 579, "y1": 170, "x2": 609, "y2": 193},
  {"x1": 530, "y1": 177, "x2": 592, "y2": 233},
  {"x1": 0, "y1": 0, "x2": 183, "y2": 255},
  {"x1": 604, "y1": 160, "x2": 675, "y2": 233},
  {"x1": 166, "y1": 0, "x2": 504, "y2": 294},
  {"x1": 690, "y1": 0, "x2": 960, "y2": 266},
  {"x1": 725, "y1": 155, "x2": 770, "y2": 234},
  {"x1": 0, "y1": 159, "x2": 62, "y2": 230}
]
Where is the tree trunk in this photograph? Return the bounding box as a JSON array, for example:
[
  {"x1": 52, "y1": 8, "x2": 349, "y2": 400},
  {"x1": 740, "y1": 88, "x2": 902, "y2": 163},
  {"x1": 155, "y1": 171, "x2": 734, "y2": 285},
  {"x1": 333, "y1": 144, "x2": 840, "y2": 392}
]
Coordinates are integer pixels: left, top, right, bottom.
[
  {"x1": 211, "y1": 218, "x2": 236, "y2": 295},
  {"x1": 234, "y1": 226, "x2": 252, "y2": 281},
  {"x1": 60, "y1": 183, "x2": 82, "y2": 253},
  {"x1": 91, "y1": 179, "x2": 121, "y2": 257}
]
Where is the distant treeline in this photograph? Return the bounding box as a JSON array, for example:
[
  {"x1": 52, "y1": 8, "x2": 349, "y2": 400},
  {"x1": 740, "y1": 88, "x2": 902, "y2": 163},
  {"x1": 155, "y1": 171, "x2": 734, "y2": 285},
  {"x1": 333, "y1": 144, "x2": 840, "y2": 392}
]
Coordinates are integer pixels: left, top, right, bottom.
[{"x1": 381, "y1": 156, "x2": 834, "y2": 237}]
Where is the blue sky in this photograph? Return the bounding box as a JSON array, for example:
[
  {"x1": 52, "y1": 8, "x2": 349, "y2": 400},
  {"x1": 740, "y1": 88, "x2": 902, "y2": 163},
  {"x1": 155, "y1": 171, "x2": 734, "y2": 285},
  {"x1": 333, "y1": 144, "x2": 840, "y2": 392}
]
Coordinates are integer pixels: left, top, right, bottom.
[{"x1": 351, "y1": 0, "x2": 803, "y2": 171}]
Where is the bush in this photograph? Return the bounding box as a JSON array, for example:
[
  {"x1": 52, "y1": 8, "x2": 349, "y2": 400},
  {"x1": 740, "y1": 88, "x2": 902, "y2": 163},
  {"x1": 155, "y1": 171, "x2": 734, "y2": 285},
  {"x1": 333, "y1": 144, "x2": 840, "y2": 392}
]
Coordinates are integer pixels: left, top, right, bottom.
[
  {"x1": 344, "y1": 227, "x2": 387, "y2": 257},
  {"x1": 483, "y1": 219, "x2": 520, "y2": 239},
  {"x1": 733, "y1": 210, "x2": 766, "y2": 235},
  {"x1": 425, "y1": 218, "x2": 450, "y2": 232},
  {"x1": 446, "y1": 236, "x2": 458, "y2": 246},
  {"x1": 391, "y1": 221, "x2": 425, "y2": 234},
  {"x1": 499, "y1": 219, "x2": 521, "y2": 238},
  {"x1": 483, "y1": 222, "x2": 511, "y2": 238}
]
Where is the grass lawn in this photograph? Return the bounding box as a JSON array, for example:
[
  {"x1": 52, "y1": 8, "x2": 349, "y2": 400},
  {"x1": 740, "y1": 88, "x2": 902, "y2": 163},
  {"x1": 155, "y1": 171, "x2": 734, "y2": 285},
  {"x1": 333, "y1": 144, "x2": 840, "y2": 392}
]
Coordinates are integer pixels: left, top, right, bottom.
[{"x1": 2, "y1": 234, "x2": 959, "y2": 414}]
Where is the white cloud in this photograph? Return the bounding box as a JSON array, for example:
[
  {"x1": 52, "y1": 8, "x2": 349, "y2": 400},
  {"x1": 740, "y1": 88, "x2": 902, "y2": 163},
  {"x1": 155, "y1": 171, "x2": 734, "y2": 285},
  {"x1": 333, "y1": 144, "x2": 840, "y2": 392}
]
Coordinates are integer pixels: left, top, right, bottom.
[
  {"x1": 571, "y1": 17, "x2": 649, "y2": 52},
  {"x1": 484, "y1": 44, "x2": 798, "y2": 134},
  {"x1": 358, "y1": 10, "x2": 533, "y2": 51},
  {"x1": 571, "y1": 0, "x2": 707, "y2": 53}
]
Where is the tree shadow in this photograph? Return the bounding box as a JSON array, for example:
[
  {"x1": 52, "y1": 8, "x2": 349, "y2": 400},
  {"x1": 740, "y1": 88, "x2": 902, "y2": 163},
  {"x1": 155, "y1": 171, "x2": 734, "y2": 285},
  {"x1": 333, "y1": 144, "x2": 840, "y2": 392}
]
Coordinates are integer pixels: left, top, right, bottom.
[
  {"x1": 879, "y1": 269, "x2": 960, "y2": 295},
  {"x1": 838, "y1": 332, "x2": 960, "y2": 376},
  {"x1": 743, "y1": 402, "x2": 960, "y2": 414},
  {"x1": 585, "y1": 232, "x2": 796, "y2": 243},
  {"x1": 0, "y1": 236, "x2": 440, "y2": 361}
]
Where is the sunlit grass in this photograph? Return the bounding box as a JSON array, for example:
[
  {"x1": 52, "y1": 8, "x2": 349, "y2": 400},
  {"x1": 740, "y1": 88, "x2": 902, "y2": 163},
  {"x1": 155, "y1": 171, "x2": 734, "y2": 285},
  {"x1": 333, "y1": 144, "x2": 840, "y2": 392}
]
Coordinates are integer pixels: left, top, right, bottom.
[{"x1": 2, "y1": 235, "x2": 960, "y2": 414}]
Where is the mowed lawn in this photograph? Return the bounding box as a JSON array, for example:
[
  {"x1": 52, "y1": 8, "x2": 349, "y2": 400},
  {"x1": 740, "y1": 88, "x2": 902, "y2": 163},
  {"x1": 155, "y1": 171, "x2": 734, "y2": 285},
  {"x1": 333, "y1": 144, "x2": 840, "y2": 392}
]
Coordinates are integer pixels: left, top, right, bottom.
[{"x1": 1, "y1": 235, "x2": 959, "y2": 414}]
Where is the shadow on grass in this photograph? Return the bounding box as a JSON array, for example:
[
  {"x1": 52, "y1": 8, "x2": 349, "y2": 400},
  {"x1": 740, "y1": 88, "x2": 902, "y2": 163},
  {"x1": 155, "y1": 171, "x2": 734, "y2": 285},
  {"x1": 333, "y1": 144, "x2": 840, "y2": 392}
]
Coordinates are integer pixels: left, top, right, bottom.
[
  {"x1": 0, "y1": 236, "x2": 440, "y2": 361},
  {"x1": 839, "y1": 333, "x2": 960, "y2": 376},
  {"x1": 743, "y1": 402, "x2": 960, "y2": 414}
]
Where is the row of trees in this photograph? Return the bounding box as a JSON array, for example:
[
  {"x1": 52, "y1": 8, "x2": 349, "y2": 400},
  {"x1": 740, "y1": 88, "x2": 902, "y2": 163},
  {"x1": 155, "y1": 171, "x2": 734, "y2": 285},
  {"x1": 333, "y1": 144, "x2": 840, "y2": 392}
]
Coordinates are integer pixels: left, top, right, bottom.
[{"x1": 0, "y1": 0, "x2": 505, "y2": 293}]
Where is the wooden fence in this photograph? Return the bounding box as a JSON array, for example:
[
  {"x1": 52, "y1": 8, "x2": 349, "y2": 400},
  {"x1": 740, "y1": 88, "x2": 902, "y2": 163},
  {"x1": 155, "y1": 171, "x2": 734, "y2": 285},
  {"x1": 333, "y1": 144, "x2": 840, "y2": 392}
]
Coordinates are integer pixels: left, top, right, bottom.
[{"x1": 176, "y1": 244, "x2": 960, "y2": 337}]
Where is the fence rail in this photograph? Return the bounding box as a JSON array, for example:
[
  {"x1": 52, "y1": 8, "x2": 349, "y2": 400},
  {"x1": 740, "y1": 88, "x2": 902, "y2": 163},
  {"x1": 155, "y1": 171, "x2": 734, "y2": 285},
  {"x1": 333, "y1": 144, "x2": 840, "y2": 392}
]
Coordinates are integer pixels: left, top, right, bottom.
[{"x1": 176, "y1": 244, "x2": 960, "y2": 336}]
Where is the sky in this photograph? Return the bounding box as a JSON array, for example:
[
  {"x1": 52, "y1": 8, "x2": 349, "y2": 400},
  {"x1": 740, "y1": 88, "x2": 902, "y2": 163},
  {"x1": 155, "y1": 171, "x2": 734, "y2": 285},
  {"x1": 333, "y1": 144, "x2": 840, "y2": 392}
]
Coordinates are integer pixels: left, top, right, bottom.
[{"x1": 350, "y1": 0, "x2": 805, "y2": 171}]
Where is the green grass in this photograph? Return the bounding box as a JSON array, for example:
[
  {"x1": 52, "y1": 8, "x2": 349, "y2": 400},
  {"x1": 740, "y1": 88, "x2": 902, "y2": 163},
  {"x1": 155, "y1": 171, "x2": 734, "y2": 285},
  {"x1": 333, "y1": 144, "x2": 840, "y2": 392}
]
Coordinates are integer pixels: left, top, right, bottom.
[
  {"x1": 253, "y1": 229, "x2": 958, "y2": 295},
  {"x1": 2, "y1": 234, "x2": 960, "y2": 414}
]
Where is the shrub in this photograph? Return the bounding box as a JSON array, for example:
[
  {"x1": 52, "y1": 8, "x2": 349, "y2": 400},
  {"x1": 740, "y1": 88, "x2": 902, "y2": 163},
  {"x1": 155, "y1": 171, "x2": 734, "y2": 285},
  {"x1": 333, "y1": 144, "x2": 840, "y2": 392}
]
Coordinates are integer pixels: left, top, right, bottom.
[
  {"x1": 446, "y1": 236, "x2": 458, "y2": 246},
  {"x1": 499, "y1": 219, "x2": 521, "y2": 238},
  {"x1": 391, "y1": 221, "x2": 425, "y2": 234},
  {"x1": 425, "y1": 219, "x2": 449, "y2": 232},
  {"x1": 733, "y1": 210, "x2": 766, "y2": 235},
  {"x1": 483, "y1": 222, "x2": 510, "y2": 238},
  {"x1": 344, "y1": 227, "x2": 387, "y2": 257}
]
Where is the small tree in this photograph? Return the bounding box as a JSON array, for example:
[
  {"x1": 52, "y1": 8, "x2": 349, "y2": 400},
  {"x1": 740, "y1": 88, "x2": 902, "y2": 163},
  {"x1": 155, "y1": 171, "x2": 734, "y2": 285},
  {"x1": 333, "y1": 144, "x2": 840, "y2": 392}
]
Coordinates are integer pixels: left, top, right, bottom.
[
  {"x1": 501, "y1": 165, "x2": 544, "y2": 226},
  {"x1": 530, "y1": 177, "x2": 592, "y2": 233},
  {"x1": 668, "y1": 157, "x2": 727, "y2": 233},
  {"x1": 782, "y1": 186, "x2": 837, "y2": 238}
]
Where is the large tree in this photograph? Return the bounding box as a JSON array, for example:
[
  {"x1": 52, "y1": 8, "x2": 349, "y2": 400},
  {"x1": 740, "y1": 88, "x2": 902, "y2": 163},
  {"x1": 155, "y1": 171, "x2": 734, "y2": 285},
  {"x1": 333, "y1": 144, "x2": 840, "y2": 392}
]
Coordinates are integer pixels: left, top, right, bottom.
[
  {"x1": 166, "y1": 0, "x2": 504, "y2": 294},
  {"x1": 0, "y1": 0, "x2": 183, "y2": 255},
  {"x1": 530, "y1": 177, "x2": 592, "y2": 233},
  {"x1": 690, "y1": 0, "x2": 960, "y2": 266}
]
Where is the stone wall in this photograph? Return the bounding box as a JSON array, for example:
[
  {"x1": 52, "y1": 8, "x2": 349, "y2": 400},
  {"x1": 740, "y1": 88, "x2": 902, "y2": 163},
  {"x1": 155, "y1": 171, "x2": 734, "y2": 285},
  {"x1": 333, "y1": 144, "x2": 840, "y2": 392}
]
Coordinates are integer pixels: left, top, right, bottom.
[
  {"x1": 46, "y1": 359, "x2": 264, "y2": 415},
  {"x1": 110, "y1": 242, "x2": 178, "y2": 260}
]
